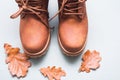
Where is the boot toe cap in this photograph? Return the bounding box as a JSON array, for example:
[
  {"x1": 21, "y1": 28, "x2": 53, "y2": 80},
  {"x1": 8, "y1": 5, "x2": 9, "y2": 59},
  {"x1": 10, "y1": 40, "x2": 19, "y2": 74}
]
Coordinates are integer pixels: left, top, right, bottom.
[{"x1": 59, "y1": 19, "x2": 88, "y2": 55}]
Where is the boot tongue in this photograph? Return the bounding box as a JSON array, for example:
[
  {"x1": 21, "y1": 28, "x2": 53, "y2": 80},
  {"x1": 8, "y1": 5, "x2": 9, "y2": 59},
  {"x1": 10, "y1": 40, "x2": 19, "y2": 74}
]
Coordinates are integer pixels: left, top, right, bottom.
[
  {"x1": 24, "y1": 0, "x2": 49, "y2": 27},
  {"x1": 61, "y1": 0, "x2": 79, "y2": 21},
  {"x1": 67, "y1": 0, "x2": 78, "y2": 2},
  {"x1": 28, "y1": 0, "x2": 41, "y2": 6},
  {"x1": 60, "y1": 0, "x2": 86, "y2": 22}
]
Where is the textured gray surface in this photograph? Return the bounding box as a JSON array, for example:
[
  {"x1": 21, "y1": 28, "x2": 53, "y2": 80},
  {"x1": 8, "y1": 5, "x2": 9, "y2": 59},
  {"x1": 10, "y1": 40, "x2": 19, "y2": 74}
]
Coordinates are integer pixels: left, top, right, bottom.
[{"x1": 0, "y1": 0, "x2": 120, "y2": 80}]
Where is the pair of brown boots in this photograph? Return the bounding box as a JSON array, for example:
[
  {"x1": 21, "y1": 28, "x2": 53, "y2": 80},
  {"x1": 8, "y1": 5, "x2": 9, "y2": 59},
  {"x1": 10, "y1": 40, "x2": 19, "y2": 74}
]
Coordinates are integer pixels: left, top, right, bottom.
[{"x1": 11, "y1": 0, "x2": 88, "y2": 58}]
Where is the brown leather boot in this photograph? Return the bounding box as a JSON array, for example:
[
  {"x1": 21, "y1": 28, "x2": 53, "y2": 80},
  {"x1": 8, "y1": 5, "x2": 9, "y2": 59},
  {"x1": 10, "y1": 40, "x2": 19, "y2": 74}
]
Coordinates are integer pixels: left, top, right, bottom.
[
  {"x1": 58, "y1": 0, "x2": 88, "y2": 56},
  {"x1": 11, "y1": 0, "x2": 50, "y2": 58}
]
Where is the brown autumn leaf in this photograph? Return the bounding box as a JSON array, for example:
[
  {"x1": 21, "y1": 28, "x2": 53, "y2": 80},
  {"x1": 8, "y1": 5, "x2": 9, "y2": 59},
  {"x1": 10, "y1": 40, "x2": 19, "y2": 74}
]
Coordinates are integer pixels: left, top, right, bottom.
[
  {"x1": 40, "y1": 66, "x2": 66, "y2": 80},
  {"x1": 79, "y1": 50, "x2": 102, "y2": 73},
  {"x1": 4, "y1": 43, "x2": 31, "y2": 78}
]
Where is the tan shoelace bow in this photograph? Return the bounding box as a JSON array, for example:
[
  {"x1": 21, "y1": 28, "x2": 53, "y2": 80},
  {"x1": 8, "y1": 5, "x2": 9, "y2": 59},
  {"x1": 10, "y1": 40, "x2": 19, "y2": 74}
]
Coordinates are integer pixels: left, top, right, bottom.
[
  {"x1": 49, "y1": 0, "x2": 86, "y2": 21},
  {"x1": 11, "y1": 0, "x2": 48, "y2": 26}
]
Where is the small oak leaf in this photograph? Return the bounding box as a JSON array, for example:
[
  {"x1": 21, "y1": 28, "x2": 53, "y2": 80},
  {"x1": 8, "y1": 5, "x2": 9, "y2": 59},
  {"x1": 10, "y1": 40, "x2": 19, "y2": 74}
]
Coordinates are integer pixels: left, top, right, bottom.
[
  {"x1": 79, "y1": 50, "x2": 102, "y2": 73},
  {"x1": 40, "y1": 66, "x2": 66, "y2": 80},
  {"x1": 4, "y1": 43, "x2": 31, "y2": 78}
]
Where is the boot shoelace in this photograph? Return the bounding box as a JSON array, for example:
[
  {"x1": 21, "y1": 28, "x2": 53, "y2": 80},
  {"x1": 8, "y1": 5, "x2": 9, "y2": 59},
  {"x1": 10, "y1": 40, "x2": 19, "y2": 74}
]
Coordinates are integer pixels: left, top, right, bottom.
[
  {"x1": 49, "y1": 0, "x2": 86, "y2": 21},
  {"x1": 11, "y1": 0, "x2": 48, "y2": 26}
]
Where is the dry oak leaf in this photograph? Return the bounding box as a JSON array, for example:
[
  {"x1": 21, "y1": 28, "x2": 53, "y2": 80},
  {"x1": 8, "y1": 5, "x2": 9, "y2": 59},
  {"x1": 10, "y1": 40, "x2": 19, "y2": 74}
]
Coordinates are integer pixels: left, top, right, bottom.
[
  {"x1": 4, "y1": 43, "x2": 31, "y2": 78},
  {"x1": 40, "y1": 66, "x2": 66, "y2": 80},
  {"x1": 79, "y1": 50, "x2": 102, "y2": 73}
]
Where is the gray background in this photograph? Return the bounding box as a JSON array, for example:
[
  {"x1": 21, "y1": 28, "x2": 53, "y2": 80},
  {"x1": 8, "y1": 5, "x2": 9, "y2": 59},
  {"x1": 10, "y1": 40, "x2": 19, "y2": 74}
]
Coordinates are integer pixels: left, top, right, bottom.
[{"x1": 0, "y1": 0, "x2": 120, "y2": 80}]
